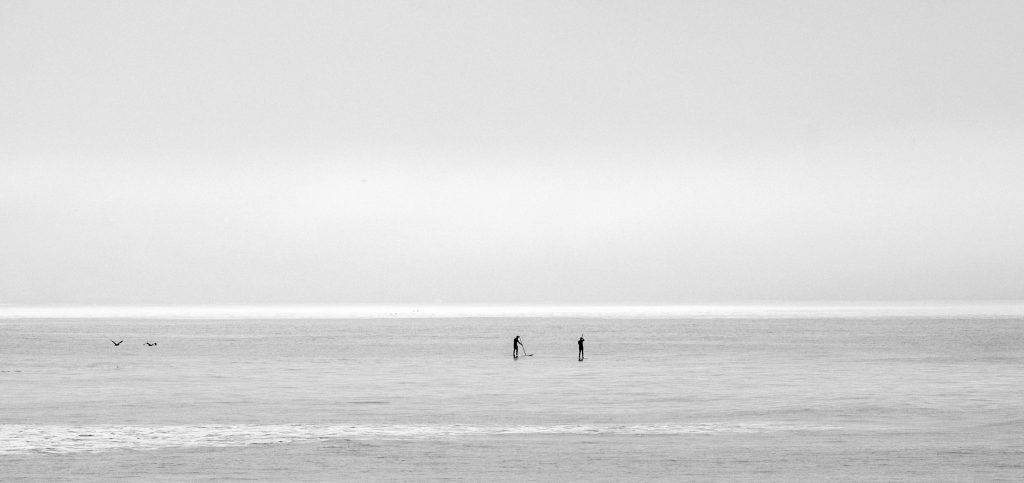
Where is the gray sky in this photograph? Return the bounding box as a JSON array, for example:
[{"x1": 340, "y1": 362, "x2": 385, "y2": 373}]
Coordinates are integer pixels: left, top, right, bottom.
[{"x1": 2, "y1": 0, "x2": 1023, "y2": 305}]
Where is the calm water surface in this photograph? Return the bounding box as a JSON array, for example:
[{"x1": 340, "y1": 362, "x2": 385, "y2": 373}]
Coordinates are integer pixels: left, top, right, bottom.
[{"x1": 2, "y1": 317, "x2": 1023, "y2": 481}]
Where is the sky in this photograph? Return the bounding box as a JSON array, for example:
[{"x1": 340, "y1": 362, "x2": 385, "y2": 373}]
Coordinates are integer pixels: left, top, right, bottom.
[{"x1": 2, "y1": 1, "x2": 1023, "y2": 305}]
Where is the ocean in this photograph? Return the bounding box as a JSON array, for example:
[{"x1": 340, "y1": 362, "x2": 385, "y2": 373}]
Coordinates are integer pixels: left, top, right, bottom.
[{"x1": 2, "y1": 309, "x2": 1023, "y2": 481}]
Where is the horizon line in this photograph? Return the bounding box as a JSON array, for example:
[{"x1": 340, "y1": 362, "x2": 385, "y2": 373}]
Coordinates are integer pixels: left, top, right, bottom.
[{"x1": 1, "y1": 302, "x2": 1023, "y2": 320}]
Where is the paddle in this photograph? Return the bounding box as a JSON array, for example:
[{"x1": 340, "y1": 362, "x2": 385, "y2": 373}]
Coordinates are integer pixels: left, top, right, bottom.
[{"x1": 516, "y1": 337, "x2": 531, "y2": 357}]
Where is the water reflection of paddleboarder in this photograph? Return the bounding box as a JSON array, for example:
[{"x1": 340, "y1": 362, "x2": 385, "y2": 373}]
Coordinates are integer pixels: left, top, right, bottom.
[
  {"x1": 513, "y1": 336, "x2": 524, "y2": 358},
  {"x1": 578, "y1": 335, "x2": 585, "y2": 361}
]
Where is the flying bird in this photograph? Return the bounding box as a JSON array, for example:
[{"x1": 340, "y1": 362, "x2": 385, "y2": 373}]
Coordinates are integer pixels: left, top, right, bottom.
[
  {"x1": 111, "y1": 340, "x2": 123, "y2": 346},
  {"x1": 145, "y1": 342, "x2": 157, "y2": 346}
]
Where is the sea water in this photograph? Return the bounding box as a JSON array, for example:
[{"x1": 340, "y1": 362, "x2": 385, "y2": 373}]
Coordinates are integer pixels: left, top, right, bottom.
[{"x1": 2, "y1": 313, "x2": 1023, "y2": 481}]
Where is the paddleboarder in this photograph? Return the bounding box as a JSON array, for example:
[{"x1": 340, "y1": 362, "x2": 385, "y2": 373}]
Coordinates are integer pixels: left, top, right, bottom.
[
  {"x1": 513, "y1": 335, "x2": 524, "y2": 359},
  {"x1": 578, "y1": 335, "x2": 585, "y2": 360}
]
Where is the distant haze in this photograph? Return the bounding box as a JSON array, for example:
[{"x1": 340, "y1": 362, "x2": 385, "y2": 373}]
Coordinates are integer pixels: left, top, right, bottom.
[{"x1": 2, "y1": 1, "x2": 1023, "y2": 305}]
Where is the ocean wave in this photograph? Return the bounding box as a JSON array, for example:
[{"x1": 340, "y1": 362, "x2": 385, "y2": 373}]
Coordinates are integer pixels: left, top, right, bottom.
[{"x1": 0, "y1": 423, "x2": 841, "y2": 455}]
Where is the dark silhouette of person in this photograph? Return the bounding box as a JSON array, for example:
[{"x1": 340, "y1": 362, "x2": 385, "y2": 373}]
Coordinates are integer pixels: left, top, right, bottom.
[
  {"x1": 578, "y1": 336, "x2": 585, "y2": 361},
  {"x1": 513, "y1": 336, "x2": 524, "y2": 358}
]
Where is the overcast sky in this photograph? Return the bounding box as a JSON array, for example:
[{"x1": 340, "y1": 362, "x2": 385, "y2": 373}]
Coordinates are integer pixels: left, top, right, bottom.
[{"x1": 2, "y1": 1, "x2": 1023, "y2": 305}]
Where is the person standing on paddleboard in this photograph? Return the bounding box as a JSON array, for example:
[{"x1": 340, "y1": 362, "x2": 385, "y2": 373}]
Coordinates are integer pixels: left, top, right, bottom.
[
  {"x1": 578, "y1": 335, "x2": 585, "y2": 361},
  {"x1": 513, "y1": 336, "x2": 524, "y2": 359}
]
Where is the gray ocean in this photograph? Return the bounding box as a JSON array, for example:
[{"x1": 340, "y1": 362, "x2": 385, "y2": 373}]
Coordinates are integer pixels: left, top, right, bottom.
[{"x1": 2, "y1": 314, "x2": 1024, "y2": 481}]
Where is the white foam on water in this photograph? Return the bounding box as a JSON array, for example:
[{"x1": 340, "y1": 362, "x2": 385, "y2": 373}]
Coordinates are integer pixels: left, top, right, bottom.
[{"x1": 0, "y1": 423, "x2": 842, "y2": 455}]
